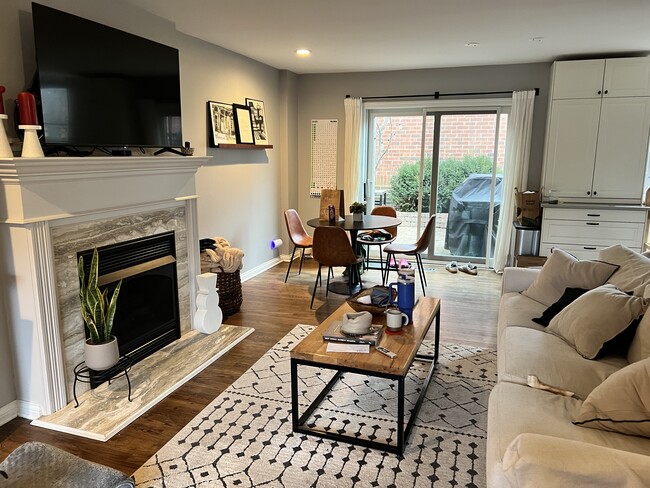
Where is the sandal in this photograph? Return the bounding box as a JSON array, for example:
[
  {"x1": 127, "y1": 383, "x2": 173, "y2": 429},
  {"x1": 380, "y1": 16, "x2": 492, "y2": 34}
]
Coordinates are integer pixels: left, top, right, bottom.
[
  {"x1": 445, "y1": 261, "x2": 458, "y2": 273},
  {"x1": 459, "y1": 263, "x2": 478, "y2": 275}
]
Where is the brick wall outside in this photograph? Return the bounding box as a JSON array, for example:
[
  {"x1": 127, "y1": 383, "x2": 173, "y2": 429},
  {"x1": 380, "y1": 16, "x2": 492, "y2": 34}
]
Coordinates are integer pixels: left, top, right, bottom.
[{"x1": 373, "y1": 114, "x2": 508, "y2": 189}]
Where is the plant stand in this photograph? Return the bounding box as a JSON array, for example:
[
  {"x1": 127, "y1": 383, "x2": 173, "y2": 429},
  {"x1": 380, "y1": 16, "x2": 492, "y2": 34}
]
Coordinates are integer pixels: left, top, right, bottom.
[{"x1": 72, "y1": 356, "x2": 133, "y2": 407}]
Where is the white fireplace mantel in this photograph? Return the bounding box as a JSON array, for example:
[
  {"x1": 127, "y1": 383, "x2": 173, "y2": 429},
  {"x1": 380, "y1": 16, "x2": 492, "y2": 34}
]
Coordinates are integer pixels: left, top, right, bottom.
[{"x1": 0, "y1": 155, "x2": 210, "y2": 418}]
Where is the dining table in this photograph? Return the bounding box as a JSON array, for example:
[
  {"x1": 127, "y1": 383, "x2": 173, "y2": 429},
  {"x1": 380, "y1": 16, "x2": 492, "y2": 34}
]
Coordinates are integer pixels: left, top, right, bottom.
[{"x1": 307, "y1": 214, "x2": 402, "y2": 295}]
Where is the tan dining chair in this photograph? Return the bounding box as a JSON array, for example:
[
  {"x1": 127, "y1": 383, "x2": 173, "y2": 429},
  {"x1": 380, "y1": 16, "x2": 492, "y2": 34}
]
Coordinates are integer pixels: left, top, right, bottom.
[
  {"x1": 357, "y1": 205, "x2": 398, "y2": 281},
  {"x1": 284, "y1": 209, "x2": 313, "y2": 283},
  {"x1": 382, "y1": 216, "x2": 435, "y2": 296},
  {"x1": 310, "y1": 226, "x2": 363, "y2": 309}
]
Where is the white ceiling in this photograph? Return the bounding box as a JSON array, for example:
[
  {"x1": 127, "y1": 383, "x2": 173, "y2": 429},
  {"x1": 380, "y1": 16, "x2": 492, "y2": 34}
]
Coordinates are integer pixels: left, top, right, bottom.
[{"x1": 125, "y1": 0, "x2": 650, "y2": 74}]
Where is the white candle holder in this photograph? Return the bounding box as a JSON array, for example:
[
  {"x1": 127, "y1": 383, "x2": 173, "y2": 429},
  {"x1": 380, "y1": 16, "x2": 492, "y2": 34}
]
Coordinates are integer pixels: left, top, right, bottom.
[
  {"x1": 18, "y1": 124, "x2": 44, "y2": 158},
  {"x1": 0, "y1": 115, "x2": 12, "y2": 158}
]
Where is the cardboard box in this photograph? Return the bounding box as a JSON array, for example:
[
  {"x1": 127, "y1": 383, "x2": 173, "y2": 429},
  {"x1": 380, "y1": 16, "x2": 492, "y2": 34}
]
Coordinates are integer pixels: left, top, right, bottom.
[
  {"x1": 515, "y1": 190, "x2": 542, "y2": 227},
  {"x1": 516, "y1": 255, "x2": 547, "y2": 268}
]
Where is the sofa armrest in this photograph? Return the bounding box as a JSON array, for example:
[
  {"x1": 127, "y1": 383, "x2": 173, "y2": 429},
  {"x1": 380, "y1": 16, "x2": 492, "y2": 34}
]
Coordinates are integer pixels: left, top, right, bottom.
[
  {"x1": 501, "y1": 267, "x2": 540, "y2": 295},
  {"x1": 503, "y1": 433, "x2": 650, "y2": 488}
]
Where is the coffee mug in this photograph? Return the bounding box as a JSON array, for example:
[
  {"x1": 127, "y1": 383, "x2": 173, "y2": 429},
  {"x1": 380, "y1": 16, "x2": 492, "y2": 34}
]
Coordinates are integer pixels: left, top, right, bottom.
[{"x1": 386, "y1": 309, "x2": 409, "y2": 331}]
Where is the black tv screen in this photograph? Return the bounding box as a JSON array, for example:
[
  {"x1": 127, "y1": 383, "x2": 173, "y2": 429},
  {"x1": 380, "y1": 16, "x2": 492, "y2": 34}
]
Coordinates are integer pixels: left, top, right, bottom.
[{"x1": 32, "y1": 3, "x2": 182, "y2": 149}]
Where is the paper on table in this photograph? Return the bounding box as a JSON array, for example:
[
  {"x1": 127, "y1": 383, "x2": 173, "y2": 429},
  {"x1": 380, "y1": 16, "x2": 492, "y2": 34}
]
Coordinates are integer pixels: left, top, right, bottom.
[{"x1": 326, "y1": 343, "x2": 369, "y2": 354}]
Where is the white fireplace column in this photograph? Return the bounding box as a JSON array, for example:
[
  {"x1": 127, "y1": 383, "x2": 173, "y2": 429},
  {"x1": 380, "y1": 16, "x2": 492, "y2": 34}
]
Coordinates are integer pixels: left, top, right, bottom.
[{"x1": 0, "y1": 156, "x2": 209, "y2": 417}]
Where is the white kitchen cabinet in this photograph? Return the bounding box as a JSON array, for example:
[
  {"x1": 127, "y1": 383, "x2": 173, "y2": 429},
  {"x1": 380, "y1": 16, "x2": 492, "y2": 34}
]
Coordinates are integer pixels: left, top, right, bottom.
[{"x1": 542, "y1": 57, "x2": 650, "y2": 203}]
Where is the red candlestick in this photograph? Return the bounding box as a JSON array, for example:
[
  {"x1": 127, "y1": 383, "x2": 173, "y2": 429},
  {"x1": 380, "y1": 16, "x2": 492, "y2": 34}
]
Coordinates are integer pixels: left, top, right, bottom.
[
  {"x1": 17, "y1": 92, "x2": 38, "y2": 125},
  {"x1": 0, "y1": 86, "x2": 5, "y2": 115}
]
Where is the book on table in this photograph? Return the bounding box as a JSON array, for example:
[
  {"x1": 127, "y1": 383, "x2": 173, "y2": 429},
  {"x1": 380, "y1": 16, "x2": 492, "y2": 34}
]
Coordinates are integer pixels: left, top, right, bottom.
[{"x1": 323, "y1": 321, "x2": 383, "y2": 346}]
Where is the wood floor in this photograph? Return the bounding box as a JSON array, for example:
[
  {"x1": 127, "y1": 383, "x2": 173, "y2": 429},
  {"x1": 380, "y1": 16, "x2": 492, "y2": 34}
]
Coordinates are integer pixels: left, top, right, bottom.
[{"x1": 0, "y1": 258, "x2": 501, "y2": 475}]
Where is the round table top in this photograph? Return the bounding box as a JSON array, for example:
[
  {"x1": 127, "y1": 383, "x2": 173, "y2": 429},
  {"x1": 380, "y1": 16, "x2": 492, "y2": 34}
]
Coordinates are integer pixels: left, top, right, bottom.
[{"x1": 307, "y1": 214, "x2": 402, "y2": 231}]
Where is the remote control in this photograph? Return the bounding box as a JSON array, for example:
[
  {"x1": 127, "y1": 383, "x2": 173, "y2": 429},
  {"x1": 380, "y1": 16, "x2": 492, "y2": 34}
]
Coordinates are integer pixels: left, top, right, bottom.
[{"x1": 376, "y1": 345, "x2": 396, "y2": 359}]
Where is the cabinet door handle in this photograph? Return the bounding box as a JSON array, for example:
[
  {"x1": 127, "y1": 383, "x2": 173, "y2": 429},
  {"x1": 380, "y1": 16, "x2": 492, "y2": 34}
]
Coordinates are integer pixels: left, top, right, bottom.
[
  {"x1": 597, "y1": 90, "x2": 602, "y2": 95},
  {"x1": 593, "y1": 191, "x2": 598, "y2": 195},
  {"x1": 583, "y1": 246, "x2": 597, "y2": 250},
  {"x1": 587, "y1": 191, "x2": 591, "y2": 195},
  {"x1": 604, "y1": 90, "x2": 608, "y2": 95},
  {"x1": 586, "y1": 213, "x2": 601, "y2": 217},
  {"x1": 586, "y1": 222, "x2": 600, "y2": 226}
]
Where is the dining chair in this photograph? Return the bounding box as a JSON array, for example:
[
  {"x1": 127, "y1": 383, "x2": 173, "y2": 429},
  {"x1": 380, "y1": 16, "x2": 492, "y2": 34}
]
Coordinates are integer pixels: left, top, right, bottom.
[
  {"x1": 356, "y1": 205, "x2": 398, "y2": 280},
  {"x1": 382, "y1": 216, "x2": 435, "y2": 296},
  {"x1": 310, "y1": 226, "x2": 363, "y2": 309},
  {"x1": 284, "y1": 209, "x2": 313, "y2": 283}
]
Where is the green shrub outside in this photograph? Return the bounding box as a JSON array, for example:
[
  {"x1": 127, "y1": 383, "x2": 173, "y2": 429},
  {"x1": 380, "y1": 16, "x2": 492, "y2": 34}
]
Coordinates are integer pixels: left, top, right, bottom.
[{"x1": 389, "y1": 154, "x2": 498, "y2": 213}]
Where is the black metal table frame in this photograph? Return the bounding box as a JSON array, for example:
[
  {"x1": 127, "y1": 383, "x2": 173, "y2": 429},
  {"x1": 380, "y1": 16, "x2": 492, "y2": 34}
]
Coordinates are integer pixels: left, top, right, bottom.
[
  {"x1": 291, "y1": 311, "x2": 440, "y2": 454},
  {"x1": 73, "y1": 356, "x2": 133, "y2": 408}
]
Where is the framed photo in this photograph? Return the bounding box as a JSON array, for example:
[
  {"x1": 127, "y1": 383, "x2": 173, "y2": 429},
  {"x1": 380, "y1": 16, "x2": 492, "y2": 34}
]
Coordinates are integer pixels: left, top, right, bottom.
[
  {"x1": 245, "y1": 98, "x2": 269, "y2": 144},
  {"x1": 208, "y1": 101, "x2": 236, "y2": 146},
  {"x1": 232, "y1": 104, "x2": 255, "y2": 144}
]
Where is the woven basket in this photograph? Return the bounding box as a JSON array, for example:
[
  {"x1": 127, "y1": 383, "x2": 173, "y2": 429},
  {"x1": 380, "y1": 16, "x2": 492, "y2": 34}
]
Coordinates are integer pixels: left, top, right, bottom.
[
  {"x1": 346, "y1": 286, "x2": 396, "y2": 315},
  {"x1": 216, "y1": 270, "x2": 243, "y2": 317}
]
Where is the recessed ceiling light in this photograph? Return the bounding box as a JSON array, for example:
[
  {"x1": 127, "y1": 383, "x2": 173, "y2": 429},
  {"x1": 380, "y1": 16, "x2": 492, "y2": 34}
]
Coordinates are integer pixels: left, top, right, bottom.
[
  {"x1": 296, "y1": 49, "x2": 311, "y2": 57},
  {"x1": 529, "y1": 37, "x2": 544, "y2": 43},
  {"x1": 465, "y1": 42, "x2": 480, "y2": 48}
]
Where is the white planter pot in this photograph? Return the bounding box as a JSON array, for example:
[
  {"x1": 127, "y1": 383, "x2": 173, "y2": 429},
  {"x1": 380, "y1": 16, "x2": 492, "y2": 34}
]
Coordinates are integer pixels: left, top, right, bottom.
[
  {"x1": 84, "y1": 336, "x2": 120, "y2": 371},
  {"x1": 353, "y1": 213, "x2": 363, "y2": 222}
]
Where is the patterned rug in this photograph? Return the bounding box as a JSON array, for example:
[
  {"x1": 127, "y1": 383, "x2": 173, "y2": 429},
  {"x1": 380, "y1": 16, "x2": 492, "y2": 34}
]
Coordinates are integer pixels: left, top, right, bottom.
[{"x1": 134, "y1": 325, "x2": 497, "y2": 487}]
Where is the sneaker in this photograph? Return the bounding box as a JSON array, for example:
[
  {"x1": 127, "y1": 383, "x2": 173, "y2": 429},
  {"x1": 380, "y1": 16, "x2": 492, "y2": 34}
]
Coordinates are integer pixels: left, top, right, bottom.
[
  {"x1": 459, "y1": 263, "x2": 478, "y2": 275},
  {"x1": 445, "y1": 261, "x2": 458, "y2": 273}
]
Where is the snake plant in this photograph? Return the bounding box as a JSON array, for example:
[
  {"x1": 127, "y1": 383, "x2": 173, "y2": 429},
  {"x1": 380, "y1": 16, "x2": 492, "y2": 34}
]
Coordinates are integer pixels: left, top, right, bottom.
[{"x1": 78, "y1": 248, "x2": 122, "y2": 344}]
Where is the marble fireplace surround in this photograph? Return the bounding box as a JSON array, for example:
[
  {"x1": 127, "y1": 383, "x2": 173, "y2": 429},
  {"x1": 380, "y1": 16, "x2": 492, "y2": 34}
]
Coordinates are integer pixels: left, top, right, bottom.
[{"x1": 0, "y1": 156, "x2": 210, "y2": 418}]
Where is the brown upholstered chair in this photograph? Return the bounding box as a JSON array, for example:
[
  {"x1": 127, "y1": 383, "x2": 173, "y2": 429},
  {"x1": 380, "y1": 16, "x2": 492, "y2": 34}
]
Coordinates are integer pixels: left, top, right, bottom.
[
  {"x1": 310, "y1": 226, "x2": 363, "y2": 309},
  {"x1": 284, "y1": 209, "x2": 313, "y2": 283},
  {"x1": 382, "y1": 216, "x2": 435, "y2": 296},
  {"x1": 356, "y1": 205, "x2": 398, "y2": 279}
]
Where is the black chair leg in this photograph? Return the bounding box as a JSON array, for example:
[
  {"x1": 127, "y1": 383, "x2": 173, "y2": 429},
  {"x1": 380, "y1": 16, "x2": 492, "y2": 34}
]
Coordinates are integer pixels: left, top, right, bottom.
[
  {"x1": 326, "y1": 267, "x2": 332, "y2": 296},
  {"x1": 284, "y1": 246, "x2": 297, "y2": 283},
  {"x1": 417, "y1": 253, "x2": 428, "y2": 287},
  {"x1": 378, "y1": 247, "x2": 384, "y2": 282},
  {"x1": 415, "y1": 253, "x2": 427, "y2": 296},
  {"x1": 298, "y1": 248, "x2": 306, "y2": 275},
  {"x1": 310, "y1": 264, "x2": 322, "y2": 309}
]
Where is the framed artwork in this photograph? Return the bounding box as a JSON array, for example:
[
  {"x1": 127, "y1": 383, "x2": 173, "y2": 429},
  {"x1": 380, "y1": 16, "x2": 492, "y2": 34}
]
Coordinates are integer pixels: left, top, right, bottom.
[
  {"x1": 245, "y1": 98, "x2": 268, "y2": 144},
  {"x1": 208, "y1": 101, "x2": 236, "y2": 146},
  {"x1": 232, "y1": 104, "x2": 255, "y2": 144}
]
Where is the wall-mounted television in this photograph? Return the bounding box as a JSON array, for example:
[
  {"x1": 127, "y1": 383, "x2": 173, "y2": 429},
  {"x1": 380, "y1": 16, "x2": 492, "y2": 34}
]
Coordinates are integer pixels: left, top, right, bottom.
[{"x1": 31, "y1": 2, "x2": 182, "y2": 150}]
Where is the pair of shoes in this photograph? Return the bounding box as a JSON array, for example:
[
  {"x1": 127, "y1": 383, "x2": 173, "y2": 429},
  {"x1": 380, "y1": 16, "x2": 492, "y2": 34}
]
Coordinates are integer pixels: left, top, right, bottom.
[
  {"x1": 445, "y1": 261, "x2": 458, "y2": 273},
  {"x1": 459, "y1": 263, "x2": 478, "y2": 275}
]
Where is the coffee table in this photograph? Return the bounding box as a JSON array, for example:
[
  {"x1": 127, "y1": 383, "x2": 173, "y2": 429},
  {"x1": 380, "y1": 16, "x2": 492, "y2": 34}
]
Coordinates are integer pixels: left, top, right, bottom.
[{"x1": 290, "y1": 297, "x2": 440, "y2": 454}]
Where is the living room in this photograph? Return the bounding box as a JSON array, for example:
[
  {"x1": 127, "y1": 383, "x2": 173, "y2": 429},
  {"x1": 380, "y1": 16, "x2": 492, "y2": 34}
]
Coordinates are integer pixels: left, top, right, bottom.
[{"x1": 1, "y1": 0, "x2": 649, "y2": 486}]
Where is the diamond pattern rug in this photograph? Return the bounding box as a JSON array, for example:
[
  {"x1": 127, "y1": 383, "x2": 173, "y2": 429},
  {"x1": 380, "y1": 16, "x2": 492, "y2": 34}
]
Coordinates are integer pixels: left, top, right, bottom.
[{"x1": 134, "y1": 325, "x2": 497, "y2": 487}]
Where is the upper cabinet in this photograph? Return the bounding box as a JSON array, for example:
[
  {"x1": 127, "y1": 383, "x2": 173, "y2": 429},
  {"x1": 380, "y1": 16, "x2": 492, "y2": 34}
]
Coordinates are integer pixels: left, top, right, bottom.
[
  {"x1": 552, "y1": 58, "x2": 650, "y2": 99},
  {"x1": 542, "y1": 57, "x2": 650, "y2": 203}
]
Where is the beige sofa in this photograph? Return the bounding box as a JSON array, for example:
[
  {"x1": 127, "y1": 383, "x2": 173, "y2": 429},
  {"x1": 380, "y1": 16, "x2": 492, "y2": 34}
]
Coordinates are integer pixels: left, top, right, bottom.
[{"x1": 487, "y1": 245, "x2": 650, "y2": 487}]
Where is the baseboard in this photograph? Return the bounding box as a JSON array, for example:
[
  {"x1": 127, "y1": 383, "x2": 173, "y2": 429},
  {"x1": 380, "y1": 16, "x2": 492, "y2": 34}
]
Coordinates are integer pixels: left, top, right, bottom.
[
  {"x1": 0, "y1": 400, "x2": 19, "y2": 426},
  {"x1": 17, "y1": 400, "x2": 41, "y2": 420},
  {"x1": 240, "y1": 257, "x2": 281, "y2": 283}
]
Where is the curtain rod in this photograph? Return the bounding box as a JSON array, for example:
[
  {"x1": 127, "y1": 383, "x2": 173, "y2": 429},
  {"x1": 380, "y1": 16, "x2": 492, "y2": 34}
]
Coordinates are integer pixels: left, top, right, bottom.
[{"x1": 345, "y1": 88, "x2": 539, "y2": 100}]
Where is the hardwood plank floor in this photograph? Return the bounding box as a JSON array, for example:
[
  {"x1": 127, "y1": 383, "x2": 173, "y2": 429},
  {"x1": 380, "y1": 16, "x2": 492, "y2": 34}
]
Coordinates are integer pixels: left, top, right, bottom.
[{"x1": 0, "y1": 258, "x2": 500, "y2": 474}]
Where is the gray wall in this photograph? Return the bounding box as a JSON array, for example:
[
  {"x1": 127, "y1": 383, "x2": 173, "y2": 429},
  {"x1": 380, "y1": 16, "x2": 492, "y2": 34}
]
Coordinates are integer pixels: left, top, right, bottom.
[{"x1": 295, "y1": 63, "x2": 551, "y2": 219}]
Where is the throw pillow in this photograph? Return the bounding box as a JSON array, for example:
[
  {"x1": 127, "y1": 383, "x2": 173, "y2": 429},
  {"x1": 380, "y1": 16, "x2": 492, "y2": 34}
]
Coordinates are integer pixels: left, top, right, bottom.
[
  {"x1": 521, "y1": 248, "x2": 619, "y2": 307},
  {"x1": 547, "y1": 284, "x2": 648, "y2": 359},
  {"x1": 599, "y1": 244, "x2": 650, "y2": 296},
  {"x1": 573, "y1": 357, "x2": 650, "y2": 437},
  {"x1": 628, "y1": 311, "x2": 650, "y2": 363},
  {"x1": 532, "y1": 287, "x2": 589, "y2": 326}
]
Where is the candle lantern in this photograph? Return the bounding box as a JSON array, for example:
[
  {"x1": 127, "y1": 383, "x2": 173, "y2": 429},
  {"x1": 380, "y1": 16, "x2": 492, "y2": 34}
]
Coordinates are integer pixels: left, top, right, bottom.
[
  {"x1": 17, "y1": 92, "x2": 44, "y2": 158},
  {"x1": 0, "y1": 86, "x2": 12, "y2": 158}
]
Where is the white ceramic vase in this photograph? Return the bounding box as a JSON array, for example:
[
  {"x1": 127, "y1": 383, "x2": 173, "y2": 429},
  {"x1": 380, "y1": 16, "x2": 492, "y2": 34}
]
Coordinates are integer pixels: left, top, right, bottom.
[
  {"x1": 353, "y1": 213, "x2": 363, "y2": 222},
  {"x1": 84, "y1": 336, "x2": 120, "y2": 371}
]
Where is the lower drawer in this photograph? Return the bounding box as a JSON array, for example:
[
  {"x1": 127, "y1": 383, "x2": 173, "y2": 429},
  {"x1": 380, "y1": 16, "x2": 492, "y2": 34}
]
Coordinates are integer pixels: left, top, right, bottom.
[
  {"x1": 540, "y1": 219, "x2": 645, "y2": 248},
  {"x1": 539, "y1": 243, "x2": 641, "y2": 260}
]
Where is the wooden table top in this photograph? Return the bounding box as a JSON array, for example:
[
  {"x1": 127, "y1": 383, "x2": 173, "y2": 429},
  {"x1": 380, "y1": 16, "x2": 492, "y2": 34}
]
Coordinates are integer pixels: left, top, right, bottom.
[{"x1": 291, "y1": 297, "x2": 440, "y2": 377}]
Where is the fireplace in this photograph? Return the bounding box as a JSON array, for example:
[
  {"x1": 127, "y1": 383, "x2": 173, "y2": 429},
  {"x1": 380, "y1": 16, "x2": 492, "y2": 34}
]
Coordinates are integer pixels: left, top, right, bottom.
[{"x1": 77, "y1": 231, "x2": 181, "y2": 377}]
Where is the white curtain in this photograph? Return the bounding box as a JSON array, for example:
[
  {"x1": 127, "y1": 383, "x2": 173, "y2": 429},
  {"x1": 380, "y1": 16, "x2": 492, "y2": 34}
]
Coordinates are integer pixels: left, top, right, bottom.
[
  {"x1": 493, "y1": 90, "x2": 536, "y2": 272},
  {"x1": 343, "y1": 97, "x2": 363, "y2": 208}
]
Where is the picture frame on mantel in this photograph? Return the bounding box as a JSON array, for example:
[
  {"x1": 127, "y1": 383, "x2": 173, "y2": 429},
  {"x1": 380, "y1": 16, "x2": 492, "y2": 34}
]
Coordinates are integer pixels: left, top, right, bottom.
[
  {"x1": 208, "y1": 101, "x2": 237, "y2": 146},
  {"x1": 245, "y1": 98, "x2": 268, "y2": 144},
  {"x1": 232, "y1": 104, "x2": 255, "y2": 144}
]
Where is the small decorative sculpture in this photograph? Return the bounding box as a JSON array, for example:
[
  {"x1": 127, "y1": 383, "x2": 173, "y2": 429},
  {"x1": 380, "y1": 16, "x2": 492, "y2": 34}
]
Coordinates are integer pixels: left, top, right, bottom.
[{"x1": 194, "y1": 272, "x2": 223, "y2": 334}]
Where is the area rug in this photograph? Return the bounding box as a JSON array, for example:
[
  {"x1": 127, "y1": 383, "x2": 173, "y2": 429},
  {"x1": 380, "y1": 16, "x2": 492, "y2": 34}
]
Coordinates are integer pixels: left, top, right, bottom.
[
  {"x1": 134, "y1": 325, "x2": 497, "y2": 487},
  {"x1": 32, "y1": 325, "x2": 254, "y2": 441}
]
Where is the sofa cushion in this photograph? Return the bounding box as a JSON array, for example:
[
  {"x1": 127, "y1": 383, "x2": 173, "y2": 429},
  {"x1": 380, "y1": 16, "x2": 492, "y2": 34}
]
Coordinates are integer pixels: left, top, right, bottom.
[
  {"x1": 573, "y1": 358, "x2": 650, "y2": 437},
  {"x1": 547, "y1": 284, "x2": 647, "y2": 359},
  {"x1": 532, "y1": 287, "x2": 589, "y2": 327},
  {"x1": 487, "y1": 382, "x2": 650, "y2": 481},
  {"x1": 599, "y1": 244, "x2": 650, "y2": 296},
  {"x1": 629, "y1": 312, "x2": 650, "y2": 363},
  {"x1": 498, "y1": 292, "x2": 547, "y2": 338},
  {"x1": 498, "y1": 326, "x2": 627, "y2": 400},
  {"x1": 521, "y1": 248, "x2": 618, "y2": 307}
]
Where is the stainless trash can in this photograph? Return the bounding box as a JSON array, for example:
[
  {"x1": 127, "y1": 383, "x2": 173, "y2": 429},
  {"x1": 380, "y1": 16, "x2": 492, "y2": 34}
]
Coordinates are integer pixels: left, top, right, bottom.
[{"x1": 513, "y1": 222, "x2": 541, "y2": 256}]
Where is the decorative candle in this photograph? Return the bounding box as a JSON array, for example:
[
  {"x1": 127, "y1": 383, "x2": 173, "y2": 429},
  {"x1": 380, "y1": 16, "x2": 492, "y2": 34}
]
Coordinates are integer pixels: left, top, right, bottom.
[
  {"x1": 17, "y1": 92, "x2": 38, "y2": 125},
  {"x1": 0, "y1": 86, "x2": 5, "y2": 115}
]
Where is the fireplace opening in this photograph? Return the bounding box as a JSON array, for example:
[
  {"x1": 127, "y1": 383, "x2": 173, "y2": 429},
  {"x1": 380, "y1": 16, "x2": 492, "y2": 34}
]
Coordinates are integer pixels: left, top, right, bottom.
[{"x1": 77, "y1": 231, "x2": 181, "y2": 382}]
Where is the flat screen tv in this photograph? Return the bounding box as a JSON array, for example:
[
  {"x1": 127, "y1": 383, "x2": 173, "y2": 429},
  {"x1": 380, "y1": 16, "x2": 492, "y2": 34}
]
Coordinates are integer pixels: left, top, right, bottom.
[{"x1": 31, "y1": 3, "x2": 182, "y2": 150}]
